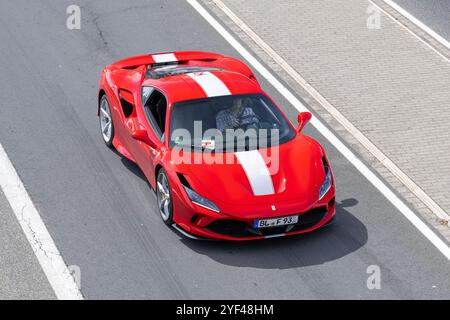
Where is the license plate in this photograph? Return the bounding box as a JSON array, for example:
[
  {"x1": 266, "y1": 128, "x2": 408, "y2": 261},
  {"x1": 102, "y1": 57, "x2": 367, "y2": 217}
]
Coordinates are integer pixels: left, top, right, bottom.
[{"x1": 253, "y1": 215, "x2": 299, "y2": 229}]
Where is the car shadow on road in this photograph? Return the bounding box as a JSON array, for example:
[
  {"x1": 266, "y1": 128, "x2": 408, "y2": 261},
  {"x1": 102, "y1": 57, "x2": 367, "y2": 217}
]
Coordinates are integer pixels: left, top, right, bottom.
[
  {"x1": 179, "y1": 198, "x2": 367, "y2": 268},
  {"x1": 119, "y1": 155, "x2": 146, "y2": 180},
  {"x1": 118, "y1": 153, "x2": 156, "y2": 186}
]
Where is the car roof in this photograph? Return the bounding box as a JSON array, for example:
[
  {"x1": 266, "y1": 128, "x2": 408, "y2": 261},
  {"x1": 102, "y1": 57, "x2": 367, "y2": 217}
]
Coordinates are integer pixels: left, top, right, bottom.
[{"x1": 142, "y1": 69, "x2": 262, "y2": 103}]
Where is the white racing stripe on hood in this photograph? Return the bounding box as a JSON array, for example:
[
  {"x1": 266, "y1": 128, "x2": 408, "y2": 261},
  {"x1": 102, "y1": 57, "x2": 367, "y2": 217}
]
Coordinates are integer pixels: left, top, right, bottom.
[
  {"x1": 152, "y1": 53, "x2": 177, "y2": 63},
  {"x1": 187, "y1": 72, "x2": 231, "y2": 97},
  {"x1": 235, "y1": 150, "x2": 275, "y2": 196}
]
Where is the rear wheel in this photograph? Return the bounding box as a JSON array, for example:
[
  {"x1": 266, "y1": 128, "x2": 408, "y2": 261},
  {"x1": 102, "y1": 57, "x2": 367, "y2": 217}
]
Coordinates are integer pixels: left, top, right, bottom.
[
  {"x1": 156, "y1": 168, "x2": 174, "y2": 225},
  {"x1": 99, "y1": 95, "x2": 114, "y2": 147}
]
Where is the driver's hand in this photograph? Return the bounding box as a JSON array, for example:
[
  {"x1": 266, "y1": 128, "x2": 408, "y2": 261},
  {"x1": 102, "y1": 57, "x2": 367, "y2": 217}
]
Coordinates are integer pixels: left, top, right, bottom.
[{"x1": 231, "y1": 117, "x2": 240, "y2": 128}]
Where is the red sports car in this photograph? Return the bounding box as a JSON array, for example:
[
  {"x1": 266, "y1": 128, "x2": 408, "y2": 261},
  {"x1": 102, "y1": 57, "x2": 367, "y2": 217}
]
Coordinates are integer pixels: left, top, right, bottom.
[{"x1": 98, "y1": 51, "x2": 335, "y2": 240}]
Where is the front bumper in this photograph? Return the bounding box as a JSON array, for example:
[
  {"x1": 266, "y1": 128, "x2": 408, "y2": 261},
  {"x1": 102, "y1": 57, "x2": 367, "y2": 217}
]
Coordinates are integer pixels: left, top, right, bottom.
[{"x1": 172, "y1": 195, "x2": 336, "y2": 241}]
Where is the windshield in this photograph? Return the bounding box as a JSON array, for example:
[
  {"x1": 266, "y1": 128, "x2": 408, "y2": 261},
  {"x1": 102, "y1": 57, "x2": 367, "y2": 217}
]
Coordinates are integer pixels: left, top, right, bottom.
[{"x1": 169, "y1": 94, "x2": 296, "y2": 152}]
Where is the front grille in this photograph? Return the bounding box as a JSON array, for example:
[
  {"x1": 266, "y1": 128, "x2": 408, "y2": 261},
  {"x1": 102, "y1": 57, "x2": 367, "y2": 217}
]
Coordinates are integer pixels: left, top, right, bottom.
[{"x1": 205, "y1": 206, "x2": 328, "y2": 238}]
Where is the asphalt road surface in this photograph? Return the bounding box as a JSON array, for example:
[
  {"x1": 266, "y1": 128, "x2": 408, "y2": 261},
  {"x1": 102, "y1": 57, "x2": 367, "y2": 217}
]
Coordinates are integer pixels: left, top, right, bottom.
[
  {"x1": 393, "y1": 0, "x2": 450, "y2": 41},
  {"x1": 0, "y1": 0, "x2": 449, "y2": 299}
]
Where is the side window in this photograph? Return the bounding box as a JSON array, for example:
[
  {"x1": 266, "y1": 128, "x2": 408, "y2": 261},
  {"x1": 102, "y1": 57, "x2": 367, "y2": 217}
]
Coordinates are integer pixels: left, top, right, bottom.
[{"x1": 141, "y1": 87, "x2": 167, "y2": 140}]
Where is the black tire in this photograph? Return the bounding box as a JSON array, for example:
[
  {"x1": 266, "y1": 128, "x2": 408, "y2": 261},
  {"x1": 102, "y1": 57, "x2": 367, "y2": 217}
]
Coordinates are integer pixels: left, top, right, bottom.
[
  {"x1": 156, "y1": 168, "x2": 174, "y2": 225},
  {"x1": 99, "y1": 95, "x2": 115, "y2": 148}
]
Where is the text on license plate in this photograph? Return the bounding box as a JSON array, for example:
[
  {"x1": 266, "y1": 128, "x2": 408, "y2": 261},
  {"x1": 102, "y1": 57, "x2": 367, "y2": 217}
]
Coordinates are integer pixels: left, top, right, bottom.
[{"x1": 253, "y1": 215, "x2": 299, "y2": 229}]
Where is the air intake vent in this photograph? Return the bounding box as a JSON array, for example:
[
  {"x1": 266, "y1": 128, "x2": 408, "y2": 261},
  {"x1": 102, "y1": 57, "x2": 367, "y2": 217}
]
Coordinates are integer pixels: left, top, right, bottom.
[
  {"x1": 146, "y1": 66, "x2": 222, "y2": 79},
  {"x1": 177, "y1": 173, "x2": 191, "y2": 188}
]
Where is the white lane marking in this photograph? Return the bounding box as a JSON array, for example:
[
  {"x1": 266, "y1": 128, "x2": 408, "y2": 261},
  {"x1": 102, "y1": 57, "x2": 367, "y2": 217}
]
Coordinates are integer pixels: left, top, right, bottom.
[
  {"x1": 152, "y1": 53, "x2": 178, "y2": 63},
  {"x1": 187, "y1": 0, "x2": 450, "y2": 260},
  {"x1": 208, "y1": 0, "x2": 450, "y2": 223},
  {"x1": 187, "y1": 71, "x2": 231, "y2": 97},
  {"x1": 235, "y1": 150, "x2": 275, "y2": 196},
  {"x1": 368, "y1": 0, "x2": 449, "y2": 62},
  {"x1": 0, "y1": 143, "x2": 83, "y2": 299},
  {"x1": 383, "y1": 0, "x2": 450, "y2": 49}
]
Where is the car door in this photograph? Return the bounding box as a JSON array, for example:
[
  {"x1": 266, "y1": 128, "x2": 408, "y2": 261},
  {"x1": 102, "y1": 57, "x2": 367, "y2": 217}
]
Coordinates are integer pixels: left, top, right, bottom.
[
  {"x1": 116, "y1": 87, "x2": 159, "y2": 184},
  {"x1": 128, "y1": 87, "x2": 169, "y2": 185}
]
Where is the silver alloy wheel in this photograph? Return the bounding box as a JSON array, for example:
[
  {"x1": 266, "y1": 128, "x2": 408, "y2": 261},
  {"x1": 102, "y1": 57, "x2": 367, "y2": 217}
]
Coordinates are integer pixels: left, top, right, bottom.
[
  {"x1": 157, "y1": 172, "x2": 171, "y2": 221},
  {"x1": 99, "y1": 97, "x2": 112, "y2": 143}
]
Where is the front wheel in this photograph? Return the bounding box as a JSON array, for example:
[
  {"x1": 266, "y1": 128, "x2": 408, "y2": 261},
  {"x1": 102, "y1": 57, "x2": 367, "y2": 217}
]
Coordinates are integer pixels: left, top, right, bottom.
[{"x1": 156, "y1": 169, "x2": 174, "y2": 225}]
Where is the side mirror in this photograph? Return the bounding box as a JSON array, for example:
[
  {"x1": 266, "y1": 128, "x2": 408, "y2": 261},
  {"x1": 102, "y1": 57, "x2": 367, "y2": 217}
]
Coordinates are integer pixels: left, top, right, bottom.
[
  {"x1": 297, "y1": 112, "x2": 312, "y2": 132},
  {"x1": 131, "y1": 129, "x2": 157, "y2": 149}
]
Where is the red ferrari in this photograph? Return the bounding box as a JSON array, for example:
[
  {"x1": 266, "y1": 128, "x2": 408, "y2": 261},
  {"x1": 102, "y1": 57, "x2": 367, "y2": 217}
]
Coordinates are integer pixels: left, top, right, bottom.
[{"x1": 98, "y1": 51, "x2": 335, "y2": 240}]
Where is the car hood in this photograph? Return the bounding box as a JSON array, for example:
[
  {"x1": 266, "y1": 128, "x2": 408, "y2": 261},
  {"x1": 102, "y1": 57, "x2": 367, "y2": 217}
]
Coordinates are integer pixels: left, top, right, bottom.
[{"x1": 173, "y1": 135, "x2": 326, "y2": 213}]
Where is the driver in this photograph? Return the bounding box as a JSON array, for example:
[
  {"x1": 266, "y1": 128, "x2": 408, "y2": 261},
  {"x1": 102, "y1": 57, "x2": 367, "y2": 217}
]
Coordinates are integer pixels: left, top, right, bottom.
[{"x1": 216, "y1": 97, "x2": 259, "y2": 133}]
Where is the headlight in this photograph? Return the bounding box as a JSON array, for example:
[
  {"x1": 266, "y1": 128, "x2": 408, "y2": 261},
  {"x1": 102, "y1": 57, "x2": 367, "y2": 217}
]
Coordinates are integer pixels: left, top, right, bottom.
[
  {"x1": 319, "y1": 157, "x2": 332, "y2": 200},
  {"x1": 183, "y1": 185, "x2": 220, "y2": 213}
]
